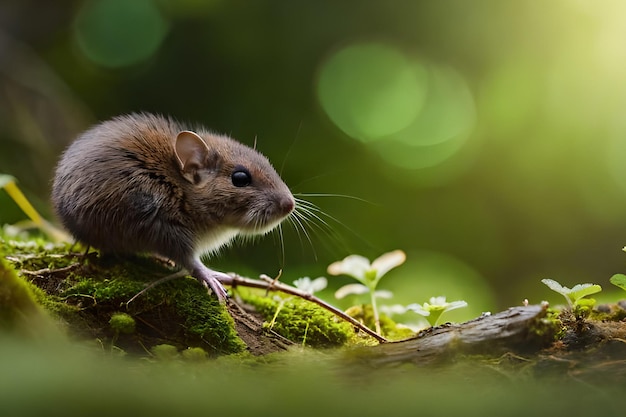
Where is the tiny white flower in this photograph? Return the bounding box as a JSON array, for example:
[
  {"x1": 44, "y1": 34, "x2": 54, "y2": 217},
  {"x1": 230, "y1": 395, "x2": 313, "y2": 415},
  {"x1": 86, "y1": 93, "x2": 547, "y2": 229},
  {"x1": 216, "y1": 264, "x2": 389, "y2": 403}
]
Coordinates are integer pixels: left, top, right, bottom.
[
  {"x1": 406, "y1": 296, "x2": 468, "y2": 327},
  {"x1": 379, "y1": 304, "x2": 408, "y2": 316},
  {"x1": 327, "y1": 250, "x2": 406, "y2": 288},
  {"x1": 374, "y1": 289, "x2": 394, "y2": 299},
  {"x1": 292, "y1": 276, "x2": 328, "y2": 294},
  {"x1": 328, "y1": 250, "x2": 406, "y2": 335},
  {"x1": 405, "y1": 303, "x2": 430, "y2": 316},
  {"x1": 334, "y1": 283, "x2": 370, "y2": 299},
  {"x1": 334, "y1": 285, "x2": 394, "y2": 300}
]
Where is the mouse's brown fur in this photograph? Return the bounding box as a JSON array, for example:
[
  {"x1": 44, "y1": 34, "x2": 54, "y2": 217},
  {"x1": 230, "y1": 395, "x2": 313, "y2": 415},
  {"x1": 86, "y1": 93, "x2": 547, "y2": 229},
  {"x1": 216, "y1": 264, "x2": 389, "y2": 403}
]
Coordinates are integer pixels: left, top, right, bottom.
[{"x1": 52, "y1": 113, "x2": 294, "y2": 301}]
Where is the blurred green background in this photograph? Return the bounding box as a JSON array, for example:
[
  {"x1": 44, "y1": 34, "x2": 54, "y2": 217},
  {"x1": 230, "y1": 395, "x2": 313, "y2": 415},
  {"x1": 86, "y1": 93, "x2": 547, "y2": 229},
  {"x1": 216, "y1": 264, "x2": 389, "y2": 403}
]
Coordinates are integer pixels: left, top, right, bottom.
[{"x1": 2, "y1": 0, "x2": 626, "y2": 323}]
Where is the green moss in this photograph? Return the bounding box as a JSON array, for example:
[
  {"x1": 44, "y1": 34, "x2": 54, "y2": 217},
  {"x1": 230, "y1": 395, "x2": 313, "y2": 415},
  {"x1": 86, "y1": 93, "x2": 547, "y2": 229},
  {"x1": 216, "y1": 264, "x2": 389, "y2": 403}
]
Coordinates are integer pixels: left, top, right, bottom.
[
  {"x1": 529, "y1": 307, "x2": 563, "y2": 341},
  {"x1": 590, "y1": 304, "x2": 626, "y2": 322},
  {"x1": 182, "y1": 347, "x2": 209, "y2": 362},
  {"x1": 63, "y1": 276, "x2": 146, "y2": 302},
  {"x1": 239, "y1": 289, "x2": 354, "y2": 348},
  {"x1": 151, "y1": 344, "x2": 179, "y2": 361},
  {"x1": 167, "y1": 282, "x2": 246, "y2": 354},
  {"x1": 2, "y1": 234, "x2": 245, "y2": 356},
  {"x1": 344, "y1": 304, "x2": 415, "y2": 341},
  {"x1": 0, "y1": 251, "x2": 64, "y2": 340},
  {"x1": 109, "y1": 312, "x2": 136, "y2": 334}
]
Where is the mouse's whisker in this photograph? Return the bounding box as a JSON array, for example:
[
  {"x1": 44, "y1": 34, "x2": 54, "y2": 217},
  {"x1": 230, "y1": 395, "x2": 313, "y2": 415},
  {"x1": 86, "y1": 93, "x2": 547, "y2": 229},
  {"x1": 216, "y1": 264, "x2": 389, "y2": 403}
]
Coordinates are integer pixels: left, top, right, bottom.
[
  {"x1": 277, "y1": 222, "x2": 286, "y2": 267},
  {"x1": 292, "y1": 196, "x2": 370, "y2": 257},
  {"x1": 287, "y1": 207, "x2": 317, "y2": 260},
  {"x1": 293, "y1": 192, "x2": 374, "y2": 205},
  {"x1": 294, "y1": 199, "x2": 342, "y2": 239},
  {"x1": 294, "y1": 201, "x2": 333, "y2": 231},
  {"x1": 285, "y1": 213, "x2": 306, "y2": 250},
  {"x1": 292, "y1": 207, "x2": 338, "y2": 249}
]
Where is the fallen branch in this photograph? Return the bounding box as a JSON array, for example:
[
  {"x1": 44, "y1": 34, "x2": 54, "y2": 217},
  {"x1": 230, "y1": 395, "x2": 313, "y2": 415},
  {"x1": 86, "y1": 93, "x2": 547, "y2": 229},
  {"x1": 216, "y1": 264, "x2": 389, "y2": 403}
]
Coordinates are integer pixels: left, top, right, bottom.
[{"x1": 349, "y1": 304, "x2": 552, "y2": 366}]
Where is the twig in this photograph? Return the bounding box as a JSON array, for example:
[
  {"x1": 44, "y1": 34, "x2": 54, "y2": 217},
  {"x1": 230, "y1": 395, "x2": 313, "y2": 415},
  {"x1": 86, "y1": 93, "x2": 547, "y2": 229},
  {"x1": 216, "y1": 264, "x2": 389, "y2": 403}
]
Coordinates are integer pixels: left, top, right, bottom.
[
  {"x1": 20, "y1": 263, "x2": 81, "y2": 276},
  {"x1": 224, "y1": 274, "x2": 388, "y2": 343},
  {"x1": 126, "y1": 270, "x2": 388, "y2": 343},
  {"x1": 126, "y1": 270, "x2": 187, "y2": 305}
]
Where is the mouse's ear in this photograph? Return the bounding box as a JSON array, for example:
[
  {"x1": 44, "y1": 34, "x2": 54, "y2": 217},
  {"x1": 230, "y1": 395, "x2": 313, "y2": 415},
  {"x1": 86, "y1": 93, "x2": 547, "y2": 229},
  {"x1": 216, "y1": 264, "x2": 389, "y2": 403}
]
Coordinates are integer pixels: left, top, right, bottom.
[{"x1": 175, "y1": 131, "x2": 220, "y2": 185}]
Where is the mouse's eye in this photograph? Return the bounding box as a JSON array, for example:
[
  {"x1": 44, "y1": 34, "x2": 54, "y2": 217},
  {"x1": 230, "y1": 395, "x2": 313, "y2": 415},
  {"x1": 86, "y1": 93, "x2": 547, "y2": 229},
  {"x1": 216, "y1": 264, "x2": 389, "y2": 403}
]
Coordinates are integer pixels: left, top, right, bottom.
[{"x1": 231, "y1": 166, "x2": 252, "y2": 187}]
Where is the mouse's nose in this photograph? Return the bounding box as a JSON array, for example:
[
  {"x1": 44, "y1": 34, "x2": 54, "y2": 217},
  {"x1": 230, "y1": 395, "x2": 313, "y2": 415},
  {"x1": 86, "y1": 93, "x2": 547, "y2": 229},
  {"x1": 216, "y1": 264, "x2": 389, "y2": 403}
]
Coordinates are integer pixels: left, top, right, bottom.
[{"x1": 278, "y1": 194, "x2": 295, "y2": 215}]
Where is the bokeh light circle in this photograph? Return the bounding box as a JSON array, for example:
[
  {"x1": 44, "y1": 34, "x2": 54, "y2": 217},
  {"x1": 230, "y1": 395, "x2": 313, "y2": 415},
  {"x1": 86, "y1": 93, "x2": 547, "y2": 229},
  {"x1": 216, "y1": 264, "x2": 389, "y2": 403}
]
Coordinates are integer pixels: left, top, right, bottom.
[
  {"x1": 317, "y1": 41, "x2": 476, "y2": 173},
  {"x1": 74, "y1": 0, "x2": 169, "y2": 68},
  {"x1": 371, "y1": 64, "x2": 476, "y2": 170},
  {"x1": 317, "y1": 42, "x2": 428, "y2": 142}
]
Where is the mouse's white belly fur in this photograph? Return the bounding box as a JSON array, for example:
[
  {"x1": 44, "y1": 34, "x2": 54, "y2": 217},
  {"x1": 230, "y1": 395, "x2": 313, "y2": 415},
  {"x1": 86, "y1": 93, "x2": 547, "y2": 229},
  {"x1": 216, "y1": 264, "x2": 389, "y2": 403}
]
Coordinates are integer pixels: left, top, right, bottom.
[{"x1": 194, "y1": 227, "x2": 240, "y2": 257}]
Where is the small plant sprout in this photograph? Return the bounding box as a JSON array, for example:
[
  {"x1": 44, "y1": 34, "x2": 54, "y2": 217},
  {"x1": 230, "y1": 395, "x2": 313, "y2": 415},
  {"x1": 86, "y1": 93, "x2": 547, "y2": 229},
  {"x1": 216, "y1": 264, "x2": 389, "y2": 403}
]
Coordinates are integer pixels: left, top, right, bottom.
[
  {"x1": 541, "y1": 278, "x2": 602, "y2": 316},
  {"x1": 328, "y1": 250, "x2": 406, "y2": 334},
  {"x1": 292, "y1": 277, "x2": 328, "y2": 295},
  {"x1": 406, "y1": 296, "x2": 468, "y2": 327}
]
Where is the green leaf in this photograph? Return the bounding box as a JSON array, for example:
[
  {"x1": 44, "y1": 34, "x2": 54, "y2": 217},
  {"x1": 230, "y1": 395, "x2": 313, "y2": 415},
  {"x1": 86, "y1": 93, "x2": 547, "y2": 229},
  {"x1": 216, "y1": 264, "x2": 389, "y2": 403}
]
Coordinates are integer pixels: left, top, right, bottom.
[
  {"x1": 610, "y1": 274, "x2": 626, "y2": 292},
  {"x1": 569, "y1": 284, "x2": 602, "y2": 304},
  {"x1": 541, "y1": 278, "x2": 568, "y2": 296}
]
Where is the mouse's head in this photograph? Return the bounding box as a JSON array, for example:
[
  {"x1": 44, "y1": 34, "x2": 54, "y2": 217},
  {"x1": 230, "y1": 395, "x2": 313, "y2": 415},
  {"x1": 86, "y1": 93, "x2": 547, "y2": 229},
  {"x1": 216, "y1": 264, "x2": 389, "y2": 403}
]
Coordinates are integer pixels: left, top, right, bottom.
[{"x1": 174, "y1": 130, "x2": 295, "y2": 236}]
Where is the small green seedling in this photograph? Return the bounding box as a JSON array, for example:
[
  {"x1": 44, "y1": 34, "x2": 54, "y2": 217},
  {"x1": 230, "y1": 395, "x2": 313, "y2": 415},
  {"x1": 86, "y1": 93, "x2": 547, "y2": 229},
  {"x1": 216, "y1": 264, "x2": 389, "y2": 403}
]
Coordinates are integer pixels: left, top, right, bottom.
[
  {"x1": 406, "y1": 296, "x2": 468, "y2": 327},
  {"x1": 541, "y1": 278, "x2": 601, "y2": 316},
  {"x1": 328, "y1": 250, "x2": 406, "y2": 334}
]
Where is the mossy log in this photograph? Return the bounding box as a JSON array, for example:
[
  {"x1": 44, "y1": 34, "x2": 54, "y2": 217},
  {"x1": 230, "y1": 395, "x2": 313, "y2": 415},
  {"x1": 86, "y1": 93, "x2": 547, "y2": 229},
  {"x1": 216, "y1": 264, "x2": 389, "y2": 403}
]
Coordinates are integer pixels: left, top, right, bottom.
[
  {"x1": 352, "y1": 304, "x2": 553, "y2": 366},
  {"x1": 3, "y1": 238, "x2": 626, "y2": 378}
]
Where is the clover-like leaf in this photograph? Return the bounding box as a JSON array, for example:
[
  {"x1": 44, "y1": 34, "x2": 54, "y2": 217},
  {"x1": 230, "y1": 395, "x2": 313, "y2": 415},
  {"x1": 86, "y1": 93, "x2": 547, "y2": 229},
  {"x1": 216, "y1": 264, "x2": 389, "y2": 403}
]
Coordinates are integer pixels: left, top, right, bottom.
[
  {"x1": 568, "y1": 283, "x2": 602, "y2": 304},
  {"x1": 541, "y1": 278, "x2": 569, "y2": 296},
  {"x1": 610, "y1": 274, "x2": 626, "y2": 292}
]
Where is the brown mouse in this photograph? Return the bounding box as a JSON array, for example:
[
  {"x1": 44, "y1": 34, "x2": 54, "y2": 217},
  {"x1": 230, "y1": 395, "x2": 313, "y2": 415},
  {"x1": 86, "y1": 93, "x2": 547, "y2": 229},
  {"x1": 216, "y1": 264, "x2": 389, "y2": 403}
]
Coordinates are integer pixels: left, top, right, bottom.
[{"x1": 52, "y1": 113, "x2": 295, "y2": 302}]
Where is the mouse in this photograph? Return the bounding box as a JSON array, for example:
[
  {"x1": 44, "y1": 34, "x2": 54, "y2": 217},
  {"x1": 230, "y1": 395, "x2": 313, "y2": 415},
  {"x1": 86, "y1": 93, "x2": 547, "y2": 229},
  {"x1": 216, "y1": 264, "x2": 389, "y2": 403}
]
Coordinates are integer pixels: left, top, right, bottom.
[{"x1": 52, "y1": 112, "x2": 295, "y2": 303}]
